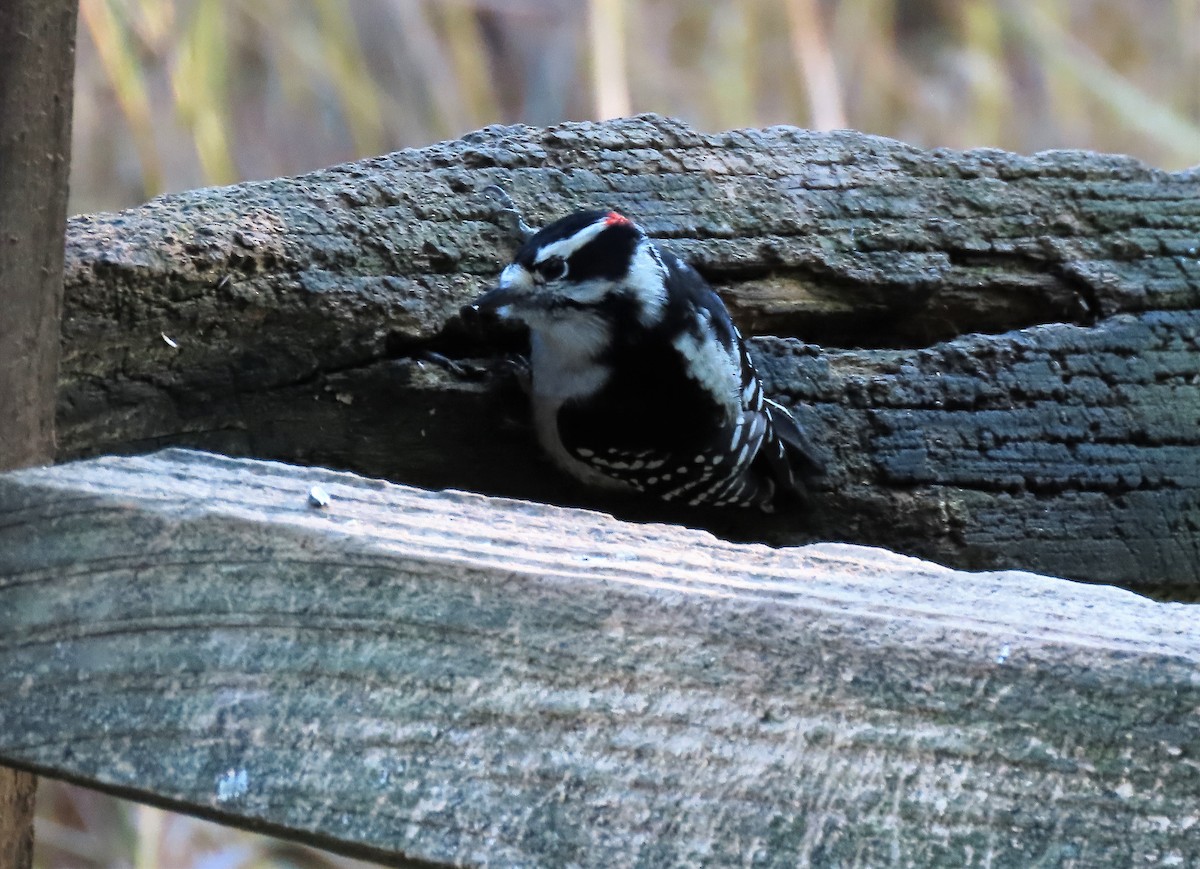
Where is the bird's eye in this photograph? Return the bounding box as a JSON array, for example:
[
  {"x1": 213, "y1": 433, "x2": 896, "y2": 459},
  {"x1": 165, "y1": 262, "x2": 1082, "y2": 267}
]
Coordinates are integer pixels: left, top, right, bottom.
[{"x1": 534, "y1": 257, "x2": 567, "y2": 282}]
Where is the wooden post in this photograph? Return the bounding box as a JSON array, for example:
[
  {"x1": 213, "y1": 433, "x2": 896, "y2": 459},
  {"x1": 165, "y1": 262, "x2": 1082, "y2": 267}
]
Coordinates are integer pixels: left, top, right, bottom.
[
  {"x1": 0, "y1": 0, "x2": 77, "y2": 470},
  {"x1": 0, "y1": 770, "x2": 36, "y2": 869},
  {"x1": 0, "y1": 0, "x2": 78, "y2": 865}
]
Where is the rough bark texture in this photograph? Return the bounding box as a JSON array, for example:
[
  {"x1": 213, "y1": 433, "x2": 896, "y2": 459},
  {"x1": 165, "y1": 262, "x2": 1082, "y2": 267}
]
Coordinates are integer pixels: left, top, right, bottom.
[
  {"x1": 0, "y1": 1, "x2": 77, "y2": 865},
  {"x1": 0, "y1": 769, "x2": 36, "y2": 869},
  {"x1": 58, "y1": 116, "x2": 1200, "y2": 594},
  {"x1": 1, "y1": 450, "x2": 1198, "y2": 869},
  {"x1": 0, "y1": 0, "x2": 76, "y2": 471}
]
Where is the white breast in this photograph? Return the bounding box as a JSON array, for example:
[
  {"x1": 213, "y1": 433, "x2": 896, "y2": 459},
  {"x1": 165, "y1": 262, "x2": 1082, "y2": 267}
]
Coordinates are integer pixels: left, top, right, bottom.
[{"x1": 526, "y1": 314, "x2": 631, "y2": 491}]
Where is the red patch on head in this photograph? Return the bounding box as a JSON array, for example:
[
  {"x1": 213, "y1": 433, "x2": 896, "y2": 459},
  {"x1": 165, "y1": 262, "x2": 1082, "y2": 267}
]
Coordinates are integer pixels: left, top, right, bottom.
[{"x1": 605, "y1": 211, "x2": 631, "y2": 226}]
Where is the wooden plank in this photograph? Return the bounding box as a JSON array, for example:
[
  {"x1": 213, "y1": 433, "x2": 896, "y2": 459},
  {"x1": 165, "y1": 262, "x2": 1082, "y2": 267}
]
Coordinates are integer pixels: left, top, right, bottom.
[
  {"x1": 1, "y1": 449, "x2": 1198, "y2": 868},
  {"x1": 54, "y1": 116, "x2": 1200, "y2": 594},
  {"x1": 0, "y1": 0, "x2": 79, "y2": 864}
]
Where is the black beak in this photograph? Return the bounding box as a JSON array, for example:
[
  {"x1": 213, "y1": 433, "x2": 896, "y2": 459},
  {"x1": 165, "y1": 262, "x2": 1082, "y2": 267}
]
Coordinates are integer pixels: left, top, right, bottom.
[{"x1": 467, "y1": 285, "x2": 518, "y2": 314}]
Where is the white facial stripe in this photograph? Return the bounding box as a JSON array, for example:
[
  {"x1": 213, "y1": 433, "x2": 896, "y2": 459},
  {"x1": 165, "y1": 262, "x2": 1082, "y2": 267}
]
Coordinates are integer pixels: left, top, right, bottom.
[
  {"x1": 499, "y1": 262, "x2": 533, "y2": 289},
  {"x1": 533, "y1": 216, "x2": 611, "y2": 264},
  {"x1": 552, "y1": 277, "x2": 610, "y2": 306}
]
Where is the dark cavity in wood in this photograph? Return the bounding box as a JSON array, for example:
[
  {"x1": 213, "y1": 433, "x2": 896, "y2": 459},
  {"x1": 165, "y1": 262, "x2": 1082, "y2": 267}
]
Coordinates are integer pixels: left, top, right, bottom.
[{"x1": 56, "y1": 116, "x2": 1200, "y2": 596}]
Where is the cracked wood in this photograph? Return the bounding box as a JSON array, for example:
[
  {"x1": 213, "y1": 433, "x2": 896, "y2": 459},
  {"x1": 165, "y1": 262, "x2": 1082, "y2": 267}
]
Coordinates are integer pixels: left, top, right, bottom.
[{"x1": 57, "y1": 115, "x2": 1200, "y2": 594}]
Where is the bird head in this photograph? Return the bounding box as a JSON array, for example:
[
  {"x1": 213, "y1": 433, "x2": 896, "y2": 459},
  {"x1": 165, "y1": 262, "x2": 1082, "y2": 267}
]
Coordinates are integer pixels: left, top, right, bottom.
[{"x1": 472, "y1": 209, "x2": 667, "y2": 331}]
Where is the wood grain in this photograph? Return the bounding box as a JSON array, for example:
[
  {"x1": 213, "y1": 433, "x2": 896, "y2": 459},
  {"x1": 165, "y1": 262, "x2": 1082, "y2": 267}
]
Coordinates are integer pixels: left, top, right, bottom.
[
  {"x1": 0, "y1": 0, "x2": 75, "y2": 469},
  {"x1": 0, "y1": 0, "x2": 78, "y2": 863},
  {"x1": 0, "y1": 768, "x2": 36, "y2": 869},
  {"x1": 54, "y1": 116, "x2": 1200, "y2": 594},
  {"x1": 2, "y1": 450, "x2": 1198, "y2": 867}
]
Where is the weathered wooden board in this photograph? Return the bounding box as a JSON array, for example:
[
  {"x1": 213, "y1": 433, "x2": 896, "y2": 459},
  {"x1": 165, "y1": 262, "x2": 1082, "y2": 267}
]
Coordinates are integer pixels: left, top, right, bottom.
[
  {"x1": 2, "y1": 450, "x2": 1198, "y2": 868},
  {"x1": 1, "y1": 0, "x2": 79, "y2": 863},
  {"x1": 55, "y1": 116, "x2": 1200, "y2": 594}
]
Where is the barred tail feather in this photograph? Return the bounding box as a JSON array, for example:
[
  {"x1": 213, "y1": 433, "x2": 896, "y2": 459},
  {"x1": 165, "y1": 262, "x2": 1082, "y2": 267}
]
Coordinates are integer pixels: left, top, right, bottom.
[
  {"x1": 765, "y1": 399, "x2": 824, "y2": 477},
  {"x1": 758, "y1": 399, "x2": 824, "y2": 508}
]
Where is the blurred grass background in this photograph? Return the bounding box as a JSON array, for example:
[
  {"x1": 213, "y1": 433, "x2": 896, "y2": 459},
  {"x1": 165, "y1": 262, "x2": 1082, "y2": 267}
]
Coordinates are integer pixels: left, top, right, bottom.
[
  {"x1": 70, "y1": 0, "x2": 1199, "y2": 216},
  {"x1": 43, "y1": 0, "x2": 1199, "y2": 866}
]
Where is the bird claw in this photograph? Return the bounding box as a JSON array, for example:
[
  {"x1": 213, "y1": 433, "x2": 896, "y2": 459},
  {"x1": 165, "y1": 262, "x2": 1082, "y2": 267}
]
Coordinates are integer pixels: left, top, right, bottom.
[
  {"x1": 481, "y1": 185, "x2": 536, "y2": 243},
  {"x1": 502, "y1": 354, "x2": 532, "y2": 394},
  {"x1": 417, "y1": 350, "x2": 470, "y2": 378}
]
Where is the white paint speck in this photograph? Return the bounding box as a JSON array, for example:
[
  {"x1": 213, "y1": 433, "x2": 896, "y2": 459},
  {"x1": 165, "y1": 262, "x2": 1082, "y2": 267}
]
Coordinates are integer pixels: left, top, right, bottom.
[
  {"x1": 308, "y1": 485, "x2": 331, "y2": 508},
  {"x1": 215, "y1": 768, "x2": 249, "y2": 803}
]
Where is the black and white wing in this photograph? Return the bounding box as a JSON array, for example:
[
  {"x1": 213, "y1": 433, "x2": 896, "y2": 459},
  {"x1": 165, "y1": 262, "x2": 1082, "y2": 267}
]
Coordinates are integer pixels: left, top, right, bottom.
[{"x1": 554, "y1": 244, "x2": 824, "y2": 510}]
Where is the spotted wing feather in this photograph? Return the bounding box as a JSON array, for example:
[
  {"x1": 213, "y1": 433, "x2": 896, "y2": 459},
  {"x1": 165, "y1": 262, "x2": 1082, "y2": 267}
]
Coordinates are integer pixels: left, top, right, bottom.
[{"x1": 555, "y1": 237, "x2": 823, "y2": 510}]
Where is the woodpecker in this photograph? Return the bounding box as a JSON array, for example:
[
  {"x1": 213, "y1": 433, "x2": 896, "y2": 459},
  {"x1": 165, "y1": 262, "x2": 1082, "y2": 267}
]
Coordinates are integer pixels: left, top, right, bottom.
[{"x1": 471, "y1": 208, "x2": 823, "y2": 511}]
